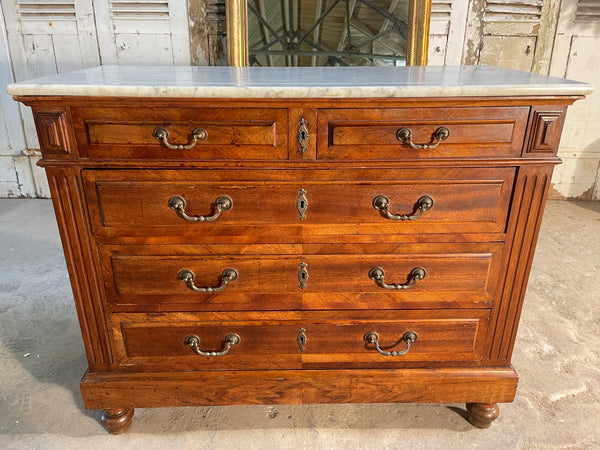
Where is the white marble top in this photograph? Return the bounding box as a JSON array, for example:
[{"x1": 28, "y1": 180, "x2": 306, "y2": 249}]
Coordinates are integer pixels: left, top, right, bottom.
[{"x1": 7, "y1": 65, "x2": 592, "y2": 98}]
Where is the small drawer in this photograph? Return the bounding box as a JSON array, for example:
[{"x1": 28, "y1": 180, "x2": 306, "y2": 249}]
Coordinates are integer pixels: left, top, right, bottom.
[
  {"x1": 71, "y1": 107, "x2": 288, "y2": 159},
  {"x1": 83, "y1": 167, "x2": 514, "y2": 240},
  {"x1": 111, "y1": 309, "x2": 490, "y2": 371},
  {"x1": 100, "y1": 243, "x2": 503, "y2": 310},
  {"x1": 317, "y1": 107, "x2": 528, "y2": 159}
]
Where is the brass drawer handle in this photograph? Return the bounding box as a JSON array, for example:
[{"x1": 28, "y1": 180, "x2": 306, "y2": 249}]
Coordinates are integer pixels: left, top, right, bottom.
[
  {"x1": 369, "y1": 266, "x2": 426, "y2": 290},
  {"x1": 364, "y1": 331, "x2": 417, "y2": 357},
  {"x1": 185, "y1": 333, "x2": 240, "y2": 357},
  {"x1": 373, "y1": 195, "x2": 433, "y2": 221},
  {"x1": 178, "y1": 268, "x2": 238, "y2": 293},
  {"x1": 396, "y1": 126, "x2": 450, "y2": 149},
  {"x1": 168, "y1": 195, "x2": 232, "y2": 222},
  {"x1": 153, "y1": 127, "x2": 207, "y2": 149}
]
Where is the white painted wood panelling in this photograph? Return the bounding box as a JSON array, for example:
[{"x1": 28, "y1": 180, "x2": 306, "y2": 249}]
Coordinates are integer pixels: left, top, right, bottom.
[
  {"x1": 2, "y1": 0, "x2": 101, "y2": 197},
  {"x1": 93, "y1": 0, "x2": 192, "y2": 65},
  {"x1": 428, "y1": 0, "x2": 468, "y2": 65},
  {"x1": 549, "y1": 0, "x2": 600, "y2": 199}
]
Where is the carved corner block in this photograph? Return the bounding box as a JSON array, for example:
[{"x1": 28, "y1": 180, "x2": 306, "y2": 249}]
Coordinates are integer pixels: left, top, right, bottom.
[
  {"x1": 524, "y1": 108, "x2": 566, "y2": 156},
  {"x1": 34, "y1": 109, "x2": 76, "y2": 157}
]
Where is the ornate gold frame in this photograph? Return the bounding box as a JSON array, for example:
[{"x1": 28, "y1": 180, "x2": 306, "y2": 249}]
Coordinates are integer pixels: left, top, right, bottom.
[{"x1": 226, "y1": 0, "x2": 431, "y2": 67}]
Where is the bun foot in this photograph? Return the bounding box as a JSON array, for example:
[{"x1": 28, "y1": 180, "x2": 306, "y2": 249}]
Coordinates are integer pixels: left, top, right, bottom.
[
  {"x1": 101, "y1": 408, "x2": 134, "y2": 434},
  {"x1": 466, "y1": 403, "x2": 499, "y2": 428}
]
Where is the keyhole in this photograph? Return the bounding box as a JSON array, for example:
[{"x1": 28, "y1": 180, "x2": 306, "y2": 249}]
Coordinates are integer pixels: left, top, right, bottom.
[
  {"x1": 301, "y1": 272, "x2": 307, "y2": 280},
  {"x1": 300, "y1": 131, "x2": 306, "y2": 140},
  {"x1": 300, "y1": 200, "x2": 305, "y2": 209}
]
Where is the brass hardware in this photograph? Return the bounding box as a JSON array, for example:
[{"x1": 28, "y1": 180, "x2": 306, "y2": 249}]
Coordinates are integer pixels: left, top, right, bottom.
[
  {"x1": 297, "y1": 189, "x2": 308, "y2": 220},
  {"x1": 396, "y1": 126, "x2": 450, "y2": 149},
  {"x1": 297, "y1": 118, "x2": 309, "y2": 154},
  {"x1": 298, "y1": 262, "x2": 309, "y2": 290},
  {"x1": 168, "y1": 195, "x2": 232, "y2": 222},
  {"x1": 364, "y1": 331, "x2": 417, "y2": 357},
  {"x1": 178, "y1": 268, "x2": 238, "y2": 293},
  {"x1": 153, "y1": 126, "x2": 208, "y2": 149},
  {"x1": 373, "y1": 195, "x2": 433, "y2": 221},
  {"x1": 369, "y1": 266, "x2": 426, "y2": 290},
  {"x1": 297, "y1": 328, "x2": 307, "y2": 352},
  {"x1": 185, "y1": 333, "x2": 240, "y2": 357}
]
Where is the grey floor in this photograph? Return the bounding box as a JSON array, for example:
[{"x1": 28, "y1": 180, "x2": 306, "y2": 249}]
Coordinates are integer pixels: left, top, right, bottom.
[{"x1": 0, "y1": 199, "x2": 598, "y2": 449}]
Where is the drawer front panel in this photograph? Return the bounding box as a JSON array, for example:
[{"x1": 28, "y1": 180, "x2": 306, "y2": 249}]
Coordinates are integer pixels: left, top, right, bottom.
[
  {"x1": 84, "y1": 168, "x2": 514, "y2": 238},
  {"x1": 72, "y1": 107, "x2": 288, "y2": 159},
  {"x1": 111, "y1": 310, "x2": 490, "y2": 371},
  {"x1": 317, "y1": 107, "x2": 529, "y2": 159},
  {"x1": 100, "y1": 243, "x2": 503, "y2": 310}
]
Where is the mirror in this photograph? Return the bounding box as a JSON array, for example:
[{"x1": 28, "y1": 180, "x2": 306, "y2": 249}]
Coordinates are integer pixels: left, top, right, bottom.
[{"x1": 226, "y1": 0, "x2": 431, "y2": 67}]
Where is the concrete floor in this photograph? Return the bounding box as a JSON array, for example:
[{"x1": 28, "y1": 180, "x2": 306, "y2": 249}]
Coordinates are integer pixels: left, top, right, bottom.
[{"x1": 0, "y1": 199, "x2": 598, "y2": 449}]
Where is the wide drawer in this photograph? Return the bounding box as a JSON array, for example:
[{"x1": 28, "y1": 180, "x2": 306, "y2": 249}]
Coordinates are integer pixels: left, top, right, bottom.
[
  {"x1": 71, "y1": 107, "x2": 288, "y2": 159},
  {"x1": 111, "y1": 310, "x2": 490, "y2": 371},
  {"x1": 83, "y1": 168, "x2": 515, "y2": 239},
  {"x1": 317, "y1": 107, "x2": 529, "y2": 159},
  {"x1": 99, "y1": 243, "x2": 503, "y2": 310}
]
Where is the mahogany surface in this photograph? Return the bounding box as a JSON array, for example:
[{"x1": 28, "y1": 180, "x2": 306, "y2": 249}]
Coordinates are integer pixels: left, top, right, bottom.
[{"x1": 17, "y1": 89, "x2": 581, "y2": 432}]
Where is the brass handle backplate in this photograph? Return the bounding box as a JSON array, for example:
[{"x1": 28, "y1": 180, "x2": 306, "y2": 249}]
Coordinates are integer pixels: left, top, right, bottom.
[
  {"x1": 153, "y1": 126, "x2": 208, "y2": 149},
  {"x1": 396, "y1": 126, "x2": 450, "y2": 149},
  {"x1": 373, "y1": 195, "x2": 433, "y2": 221},
  {"x1": 185, "y1": 333, "x2": 240, "y2": 357},
  {"x1": 297, "y1": 118, "x2": 309, "y2": 154},
  {"x1": 364, "y1": 331, "x2": 417, "y2": 357},
  {"x1": 179, "y1": 268, "x2": 238, "y2": 293},
  {"x1": 369, "y1": 266, "x2": 426, "y2": 290},
  {"x1": 168, "y1": 195, "x2": 232, "y2": 222}
]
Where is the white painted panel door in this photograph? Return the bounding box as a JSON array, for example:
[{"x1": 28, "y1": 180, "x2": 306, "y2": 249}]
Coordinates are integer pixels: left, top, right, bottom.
[{"x1": 93, "y1": 0, "x2": 191, "y2": 65}]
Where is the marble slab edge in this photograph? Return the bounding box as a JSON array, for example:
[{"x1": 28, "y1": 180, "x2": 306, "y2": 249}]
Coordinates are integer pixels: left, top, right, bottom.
[{"x1": 6, "y1": 83, "x2": 593, "y2": 98}]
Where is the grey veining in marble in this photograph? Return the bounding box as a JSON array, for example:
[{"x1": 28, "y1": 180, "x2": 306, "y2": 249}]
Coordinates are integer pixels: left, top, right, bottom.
[{"x1": 6, "y1": 65, "x2": 592, "y2": 98}]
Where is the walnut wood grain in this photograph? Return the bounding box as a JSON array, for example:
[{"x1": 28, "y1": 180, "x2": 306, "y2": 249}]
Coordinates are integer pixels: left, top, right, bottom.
[
  {"x1": 16, "y1": 91, "x2": 582, "y2": 432},
  {"x1": 466, "y1": 402, "x2": 500, "y2": 428},
  {"x1": 99, "y1": 244, "x2": 502, "y2": 310},
  {"x1": 110, "y1": 309, "x2": 489, "y2": 371},
  {"x1": 71, "y1": 106, "x2": 288, "y2": 160},
  {"x1": 80, "y1": 368, "x2": 518, "y2": 409},
  {"x1": 82, "y1": 167, "x2": 515, "y2": 240},
  {"x1": 46, "y1": 168, "x2": 112, "y2": 370},
  {"x1": 317, "y1": 107, "x2": 528, "y2": 159},
  {"x1": 100, "y1": 408, "x2": 134, "y2": 434}
]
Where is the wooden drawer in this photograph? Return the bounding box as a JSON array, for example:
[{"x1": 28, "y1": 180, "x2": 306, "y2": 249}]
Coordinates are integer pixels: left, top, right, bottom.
[
  {"x1": 100, "y1": 243, "x2": 503, "y2": 310},
  {"x1": 317, "y1": 107, "x2": 529, "y2": 159},
  {"x1": 83, "y1": 167, "x2": 514, "y2": 240},
  {"x1": 111, "y1": 310, "x2": 490, "y2": 371},
  {"x1": 71, "y1": 107, "x2": 288, "y2": 159}
]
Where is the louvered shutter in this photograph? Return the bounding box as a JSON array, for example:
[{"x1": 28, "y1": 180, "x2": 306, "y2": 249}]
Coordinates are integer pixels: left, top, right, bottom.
[
  {"x1": 428, "y1": 0, "x2": 469, "y2": 65},
  {"x1": 93, "y1": 0, "x2": 191, "y2": 64}
]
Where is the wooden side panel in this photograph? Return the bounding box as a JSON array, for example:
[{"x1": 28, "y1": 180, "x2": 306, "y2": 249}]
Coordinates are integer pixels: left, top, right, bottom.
[
  {"x1": 483, "y1": 165, "x2": 553, "y2": 363},
  {"x1": 45, "y1": 167, "x2": 111, "y2": 370}
]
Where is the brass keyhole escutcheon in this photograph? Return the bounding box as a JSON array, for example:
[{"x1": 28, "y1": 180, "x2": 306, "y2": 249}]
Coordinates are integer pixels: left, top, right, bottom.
[
  {"x1": 298, "y1": 262, "x2": 308, "y2": 289},
  {"x1": 297, "y1": 328, "x2": 307, "y2": 352},
  {"x1": 297, "y1": 189, "x2": 308, "y2": 220},
  {"x1": 297, "y1": 118, "x2": 309, "y2": 154}
]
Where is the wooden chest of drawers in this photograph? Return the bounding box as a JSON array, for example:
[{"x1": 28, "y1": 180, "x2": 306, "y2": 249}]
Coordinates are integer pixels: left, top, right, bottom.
[{"x1": 9, "y1": 65, "x2": 590, "y2": 434}]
